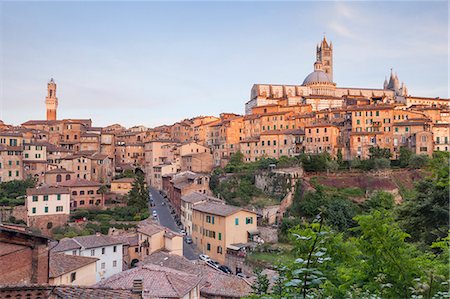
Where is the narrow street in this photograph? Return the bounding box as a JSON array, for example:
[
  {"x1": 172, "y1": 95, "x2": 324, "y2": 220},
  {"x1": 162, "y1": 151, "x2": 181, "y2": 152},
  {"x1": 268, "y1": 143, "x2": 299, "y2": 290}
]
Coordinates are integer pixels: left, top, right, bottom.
[{"x1": 149, "y1": 188, "x2": 199, "y2": 260}]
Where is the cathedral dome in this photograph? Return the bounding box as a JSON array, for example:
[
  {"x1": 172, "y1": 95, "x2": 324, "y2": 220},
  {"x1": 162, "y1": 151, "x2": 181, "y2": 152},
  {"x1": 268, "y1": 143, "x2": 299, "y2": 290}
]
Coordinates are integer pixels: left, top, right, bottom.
[{"x1": 302, "y1": 70, "x2": 332, "y2": 86}]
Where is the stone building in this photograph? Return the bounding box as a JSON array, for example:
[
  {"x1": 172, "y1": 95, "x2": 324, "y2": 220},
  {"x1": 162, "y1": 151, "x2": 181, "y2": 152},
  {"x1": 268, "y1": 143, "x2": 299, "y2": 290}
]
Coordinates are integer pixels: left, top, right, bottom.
[{"x1": 0, "y1": 223, "x2": 50, "y2": 285}]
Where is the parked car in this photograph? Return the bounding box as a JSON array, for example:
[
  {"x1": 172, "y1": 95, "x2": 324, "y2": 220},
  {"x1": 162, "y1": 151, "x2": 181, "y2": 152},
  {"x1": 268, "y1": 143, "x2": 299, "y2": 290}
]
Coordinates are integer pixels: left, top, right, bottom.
[
  {"x1": 180, "y1": 230, "x2": 187, "y2": 236},
  {"x1": 207, "y1": 260, "x2": 220, "y2": 269},
  {"x1": 218, "y1": 265, "x2": 232, "y2": 274},
  {"x1": 152, "y1": 210, "x2": 158, "y2": 217},
  {"x1": 184, "y1": 236, "x2": 193, "y2": 244},
  {"x1": 236, "y1": 272, "x2": 249, "y2": 279},
  {"x1": 199, "y1": 254, "x2": 211, "y2": 262}
]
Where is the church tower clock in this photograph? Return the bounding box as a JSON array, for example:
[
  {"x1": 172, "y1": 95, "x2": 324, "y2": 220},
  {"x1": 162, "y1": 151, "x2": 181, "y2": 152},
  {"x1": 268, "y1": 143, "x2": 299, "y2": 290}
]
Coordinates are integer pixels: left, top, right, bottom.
[{"x1": 45, "y1": 78, "x2": 58, "y2": 121}]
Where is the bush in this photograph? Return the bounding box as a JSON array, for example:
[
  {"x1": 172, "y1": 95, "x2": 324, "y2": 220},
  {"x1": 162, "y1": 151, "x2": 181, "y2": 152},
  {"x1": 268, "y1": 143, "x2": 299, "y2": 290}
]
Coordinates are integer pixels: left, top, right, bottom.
[
  {"x1": 364, "y1": 191, "x2": 394, "y2": 210},
  {"x1": 408, "y1": 154, "x2": 429, "y2": 169},
  {"x1": 373, "y1": 158, "x2": 391, "y2": 170}
]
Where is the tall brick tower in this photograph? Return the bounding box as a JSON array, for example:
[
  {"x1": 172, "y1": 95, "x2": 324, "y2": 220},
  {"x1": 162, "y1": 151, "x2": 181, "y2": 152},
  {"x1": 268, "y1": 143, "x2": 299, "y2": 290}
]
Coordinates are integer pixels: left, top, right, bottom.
[
  {"x1": 316, "y1": 37, "x2": 333, "y2": 82},
  {"x1": 45, "y1": 78, "x2": 58, "y2": 121}
]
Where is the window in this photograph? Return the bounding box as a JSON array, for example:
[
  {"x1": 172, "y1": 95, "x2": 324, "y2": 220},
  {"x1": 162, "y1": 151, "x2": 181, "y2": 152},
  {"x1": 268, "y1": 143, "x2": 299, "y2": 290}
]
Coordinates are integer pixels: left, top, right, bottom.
[
  {"x1": 44, "y1": 207, "x2": 48, "y2": 213},
  {"x1": 72, "y1": 191, "x2": 77, "y2": 195},
  {"x1": 70, "y1": 272, "x2": 76, "y2": 282},
  {"x1": 217, "y1": 246, "x2": 223, "y2": 254},
  {"x1": 32, "y1": 207, "x2": 36, "y2": 214},
  {"x1": 72, "y1": 250, "x2": 77, "y2": 255},
  {"x1": 113, "y1": 260, "x2": 117, "y2": 267},
  {"x1": 43, "y1": 195, "x2": 49, "y2": 201},
  {"x1": 376, "y1": 111, "x2": 379, "y2": 116},
  {"x1": 135, "y1": 248, "x2": 139, "y2": 253},
  {"x1": 218, "y1": 233, "x2": 222, "y2": 240},
  {"x1": 235, "y1": 218, "x2": 239, "y2": 225},
  {"x1": 395, "y1": 128, "x2": 399, "y2": 132},
  {"x1": 207, "y1": 243, "x2": 211, "y2": 251},
  {"x1": 56, "y1": 175, "x2": 62, "y2": 182},
  {"x1": 206, "y1": 215, "x2": 211, "y2": 223},
  {"x1": 32, "y1": 196, "x2": 38, "y2": 202},
  {"x1": 113, "y1": 246, "x2": 117, "y2": 252},
  {"x1": 102, "y1": 248, "x2": 105, "y2": 254},
  {"x1": 90, "y1": 249, "x2": 95, "y2": 256},
  {"x1": 405, "y1": 127, "x2": 409, "y2": 132},
  {"x1": 246, "y1": 217, "x2": 253, "y2": 224},
  {"x1": 101, "y1": 262, "x2": 105, "y2": 269},
  {"x1": 56, "y1": 206, "x2": 63, "y2": 212},
  {"x1": 80, "y1": 191, "x2": 85, "y2": 195}
]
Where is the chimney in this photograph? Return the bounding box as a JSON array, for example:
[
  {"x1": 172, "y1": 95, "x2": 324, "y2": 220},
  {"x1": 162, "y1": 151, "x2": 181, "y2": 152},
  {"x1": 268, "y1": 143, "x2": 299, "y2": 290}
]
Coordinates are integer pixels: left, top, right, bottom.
[{"x1": 132, "y1": 278, "x2": 143, "y2": 294}]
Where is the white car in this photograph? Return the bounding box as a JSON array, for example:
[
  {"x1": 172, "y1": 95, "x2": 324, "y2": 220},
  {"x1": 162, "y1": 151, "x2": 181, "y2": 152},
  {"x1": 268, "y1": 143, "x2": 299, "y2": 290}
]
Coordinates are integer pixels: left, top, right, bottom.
[
  {"x1": 199, "y1": 254, "x2": 211, "y2": 262},
  {"x1": 152, "y1": 210, "x2": 158, "y2": 217},
  {"x1": 180, "y1": 230, "x2": 187, "y2": 236}
]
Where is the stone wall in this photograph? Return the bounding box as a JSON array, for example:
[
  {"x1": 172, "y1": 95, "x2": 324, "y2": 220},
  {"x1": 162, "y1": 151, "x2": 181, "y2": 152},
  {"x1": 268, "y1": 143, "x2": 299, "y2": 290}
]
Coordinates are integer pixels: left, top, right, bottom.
[{"x1": 27, "y1": 214, "x2": 69, "y2": 237}]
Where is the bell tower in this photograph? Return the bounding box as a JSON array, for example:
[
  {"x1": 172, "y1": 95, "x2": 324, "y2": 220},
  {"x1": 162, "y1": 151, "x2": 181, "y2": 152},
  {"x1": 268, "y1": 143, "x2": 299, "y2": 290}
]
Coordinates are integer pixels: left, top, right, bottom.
[
  {"x1": 316, "y1": 37, "x2": 333, "y2": 81},
  {"x1": 45, "y1": 78, "x2": 58, "y2": 121}
]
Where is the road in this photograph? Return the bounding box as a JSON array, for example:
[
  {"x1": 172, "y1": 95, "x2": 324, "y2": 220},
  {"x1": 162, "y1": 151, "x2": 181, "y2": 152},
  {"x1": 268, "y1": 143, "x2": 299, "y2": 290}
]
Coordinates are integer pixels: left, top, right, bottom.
[{"x1": 149, "y1": 188, "x2": 199, "y2": 260}]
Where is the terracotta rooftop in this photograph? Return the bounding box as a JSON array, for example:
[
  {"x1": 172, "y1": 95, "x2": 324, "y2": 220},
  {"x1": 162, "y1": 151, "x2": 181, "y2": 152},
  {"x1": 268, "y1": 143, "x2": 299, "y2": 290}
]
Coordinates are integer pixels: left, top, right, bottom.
[
  {"x1": 51, "y1": 235, "x2": 123, "y2": 252},
  {"x1": 181, "y1": 192, "x2": 221, "y2": 204},
  {"x1": 95, "y1": 264, "x2": 202, "y2": 298},
  {"x1": 44, "y1": 167, "x2": 74, "y2": 174},
  {"x1": 27, "y1": 186, "x2": 70, "y2": 196},
  {"x1": 112, "y1": 177, "x2": 135, "y2": 183},
  {"x1": 137, "y1": 220, "x2": 165, "y2": 236},
  {"x1": 49, "y1": 253, "x2": 98, "y2": 278},
  {"x1": 60, "y1": 178, "x2": 101, "y2": 188},
  {"x1": 193, "y1": 201, "x2": 249, "y2": 217},
  {"x1": 0, "y1": 286, "x2": 140, "y2": 298},
  {"x1": 142, "y1": 251, "x2": 252, "y2": 298}
]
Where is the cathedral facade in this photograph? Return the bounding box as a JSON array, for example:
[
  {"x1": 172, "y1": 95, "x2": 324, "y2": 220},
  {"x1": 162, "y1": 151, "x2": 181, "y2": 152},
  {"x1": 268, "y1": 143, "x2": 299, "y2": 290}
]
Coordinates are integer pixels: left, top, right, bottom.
[{"x1": 245, "y1": 37, "x2": 408, "y2": 114}]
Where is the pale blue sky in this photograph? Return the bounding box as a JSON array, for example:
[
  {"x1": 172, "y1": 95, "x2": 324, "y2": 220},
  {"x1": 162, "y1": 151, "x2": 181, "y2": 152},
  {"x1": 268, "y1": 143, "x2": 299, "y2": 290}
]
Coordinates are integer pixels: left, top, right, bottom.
[{"x1": 0, "y1": 1, "x2": 448, "y2": 127}]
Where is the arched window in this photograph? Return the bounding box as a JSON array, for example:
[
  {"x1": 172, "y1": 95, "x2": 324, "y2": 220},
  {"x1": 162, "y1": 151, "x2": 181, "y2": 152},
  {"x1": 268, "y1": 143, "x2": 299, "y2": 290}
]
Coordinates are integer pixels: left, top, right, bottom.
[
  {"x1": 72, "y1": 191, "x2": 77, "y2": 195},
  {"x1": 56, "y1": 174, "x2": 62, "y2": 182},
  {"x1": 66, "y1": 174, "x2": 71, "y2": 180}
]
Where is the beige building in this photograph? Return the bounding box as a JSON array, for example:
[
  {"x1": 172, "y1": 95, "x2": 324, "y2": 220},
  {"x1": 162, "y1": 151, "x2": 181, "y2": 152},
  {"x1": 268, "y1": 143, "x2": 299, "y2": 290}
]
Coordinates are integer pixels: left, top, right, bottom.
[
  {"x1": 304, "y1": 124, "x2": 341, "y2": 156},
  {"x1": 137, "y1": 219, "x2": 183, "y2": 258},
  {"x1": 433, "y1": 123, "x2": 450, "y2": 152},
  {"x1": 180, "y1": 192, "x2": 223, "y2": 235},
  {"x1": 144, "y1": 140, "x2": 180, "y2": 188},
  {"x1": 0, "y1": 144, "x2": 23, "y2": 182},
  {"x1": 192, "y1": 201, "x2": 257, "y2": 264},
  {"x1": 60, "y1": 178, "x2": 103, "y2": 209},
  {"x1": 110, "y1": 177, "x2": 134, "y2": 195},
  {"x1": 49, "y1": 253, "x2": 98, "y2": 286},
  {"x1": 26, "y1": 187, "x2": 71, "y2": 234}
]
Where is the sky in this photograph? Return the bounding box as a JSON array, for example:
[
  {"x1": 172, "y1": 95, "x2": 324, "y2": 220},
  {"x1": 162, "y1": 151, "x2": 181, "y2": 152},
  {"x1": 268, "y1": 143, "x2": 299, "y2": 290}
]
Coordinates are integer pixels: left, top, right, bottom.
[{"x1": 0, "y1": 1, "x2": 448, "y2": 128}]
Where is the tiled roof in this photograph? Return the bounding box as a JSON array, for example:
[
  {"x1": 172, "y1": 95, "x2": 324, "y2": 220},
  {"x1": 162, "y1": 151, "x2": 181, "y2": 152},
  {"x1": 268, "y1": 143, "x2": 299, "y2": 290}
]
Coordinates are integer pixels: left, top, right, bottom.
[
  {"x1": 72, "y1": 235, "x2": 123, "y2": 249},
  {"x1": 137, "y1": 220, "x2": 165, "y2": 236},
  {"x1": 45, "y1": 167, "x2": 74, "y2": 174},
  {"x1": 0, "y1": 286, "x2": 140, "y2": 299},
  {"x1": 112, "y1": 177, "x2": 135, "y2": 183},
  {"x1": 142, "y1": 252, "x2": 252, "y2": 298},
  {"x1": 0, "y1": 243, "x2": 27, "y2": 256},
  {"x1": 50, "y1": 238, "x2": 82, "y2": 252},
  {"x1": 181, "y1": 192, "x2": 221, "y2": 204},
  {"x1": 95, "y1": 264, "x2": 202, "y2": 298},
  {"x1": 27, "y1": 186, "x2": 70, "y2": 196},
  {"x1": 111, "y1": 233, "x2": 139, "y2": 247},
  {"x1": 193, "y1": 201, "x2": 244, "y2": 217},
  {"x1": 49, "y1": 253, "x2": 98, "y2": 278},
  {"x1": 60, "y1": 178, "x2": 101, "y2": 187}
]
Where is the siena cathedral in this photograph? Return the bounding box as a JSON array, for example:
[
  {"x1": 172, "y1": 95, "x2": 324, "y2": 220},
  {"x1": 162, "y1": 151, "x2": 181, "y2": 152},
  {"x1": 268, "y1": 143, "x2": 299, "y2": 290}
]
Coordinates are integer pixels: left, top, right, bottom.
[{"x1": 245, "y1": 37, "x2": 410, "y2": 114}]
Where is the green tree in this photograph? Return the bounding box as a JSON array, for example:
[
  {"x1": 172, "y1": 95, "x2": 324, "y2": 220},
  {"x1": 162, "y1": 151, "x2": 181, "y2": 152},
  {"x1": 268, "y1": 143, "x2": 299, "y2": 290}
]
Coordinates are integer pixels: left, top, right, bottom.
[
  {"x1": 127, "y1": 172, "x2": 149, "y2": 211},
  {"x1": 251, "y1": 268, "x2": 270, "y2": 295},
  {"x1": 368, "y1": 147, "x2": 391, "y2": 160},
  {"x1": 364, "y1": 191, "x2": 394, "y2": 211},
  {"x1": 408, "y1": 154, "x2": 429, "y2": 169},
  {"x1": 399, "y1": 147, "x2": 413, "y2": 167},
  {"x1": 336, "y1": 149, "x2": 343, "y2": 166}
]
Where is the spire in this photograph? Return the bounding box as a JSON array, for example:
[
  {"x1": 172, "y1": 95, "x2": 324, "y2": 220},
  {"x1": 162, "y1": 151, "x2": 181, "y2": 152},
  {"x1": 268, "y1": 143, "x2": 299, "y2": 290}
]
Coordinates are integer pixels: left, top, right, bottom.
[{"x1": 383, "y1": 76, "x2": 388, "y2": 89}]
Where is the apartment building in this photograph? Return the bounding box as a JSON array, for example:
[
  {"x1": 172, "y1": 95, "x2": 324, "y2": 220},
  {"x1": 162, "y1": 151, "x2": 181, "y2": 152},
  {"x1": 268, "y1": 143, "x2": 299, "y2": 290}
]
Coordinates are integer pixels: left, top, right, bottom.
[
  {"x1": 137, "y1": 220, "x2": 183, "y2": 258},
  {"x1": 51, "y1": 234, "x2": 124, "y2": 282},
  {"x1": 192, "y1": 201, "x2": 257, "y2": 264},
  {"x1": 49, "y1": 253, "x2": 98, "y2": 286},
  {"x1": 26, "y1": 186, "x2": 71, "y2": 235},
  {"x1": 60, "y1": 178, "x2": 103, "y2": 209},
  {"x1": 144, "y1": 140, "x2": 179, "y2": 188}
]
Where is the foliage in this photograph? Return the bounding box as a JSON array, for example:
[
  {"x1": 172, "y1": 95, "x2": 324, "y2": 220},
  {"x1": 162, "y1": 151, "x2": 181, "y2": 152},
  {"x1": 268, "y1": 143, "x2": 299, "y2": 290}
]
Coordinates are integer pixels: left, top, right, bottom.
[
  {"x1": 336, "y1": 149, "x2": 343, "y2": 166},
  {"x1": 368, "y1": 146, "x2": 392, "y2": 160},
  {"x1": 0, "y1": 179, "x2": 36, "y2": 203},
  {"x1": 300, "y1": 153, "x2": 331, "y2": 172},
  {"x1": 212, "y1": 174, "x2": 262, "y2": 206},
  {"x1": 399, "y1": 147, "x2": 413, "y2": 167},
  {"x1": 408, "y1": 154, "x2": 430, "y2": 169},
  {"x1": 0, "y1": 197, "x2": 25, "y2": 206},
  {"x1": 364, "y1": 191, "x2": 394, "y2": 211},
  {"x1": 114, "y1": 169, "x2": 136, "y2": 180},
  {"x1": 251, "y1": 268, "x2": 270, "y2": 295},
  {"x1": 325, "y1": 159, "x2": 339, "y2": 173},
  {"x1": 127, "y1": 172, "x2": 149, "y2": 210}
]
